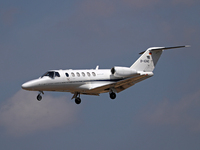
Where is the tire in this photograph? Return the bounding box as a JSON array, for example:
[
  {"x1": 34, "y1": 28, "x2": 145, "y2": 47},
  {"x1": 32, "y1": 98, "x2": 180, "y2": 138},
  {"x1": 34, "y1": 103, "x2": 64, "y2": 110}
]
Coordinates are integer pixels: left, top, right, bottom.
[
  {"x1": 37, "y1": 95, "x2": 42, "y2": 101},
  {"x1": 110, "y1": 92, "x2": 116, "y2": 99},
  {"x1": 75, "y1": 97, "x2": 81, "y2": 104}
]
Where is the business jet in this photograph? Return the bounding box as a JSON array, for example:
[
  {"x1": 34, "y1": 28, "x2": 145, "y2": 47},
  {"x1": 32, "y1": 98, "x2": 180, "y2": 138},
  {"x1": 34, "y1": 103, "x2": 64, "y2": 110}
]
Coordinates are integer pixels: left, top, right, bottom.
[{"x1": 22, "y1": 45, "x2": 189, "y2": 104}]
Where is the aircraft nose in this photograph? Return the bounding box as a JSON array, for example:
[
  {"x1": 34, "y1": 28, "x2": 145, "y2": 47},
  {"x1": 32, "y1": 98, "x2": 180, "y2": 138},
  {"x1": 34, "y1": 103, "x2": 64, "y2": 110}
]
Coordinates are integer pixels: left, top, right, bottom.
[
  {"x1": 21, "y1": 80, "x2": 37, "y2": 90},
  {"x1": 21, "y1": 82, "x2": 31, "y2": 90},
  {"x1": 22, "y1": 79, "x2": 42, "y2": 91}
]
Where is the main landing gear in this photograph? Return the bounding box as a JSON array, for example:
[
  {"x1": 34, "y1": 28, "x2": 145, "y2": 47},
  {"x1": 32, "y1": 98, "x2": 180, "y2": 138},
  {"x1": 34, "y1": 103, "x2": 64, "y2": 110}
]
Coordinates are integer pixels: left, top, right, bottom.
[
  {"x1": 72, "y1": 92, "x2": 81, "y2": 104},
  {"x1": 75, "y1": 97, "x2": 81, "y2": 104},
  {"x1": 110, "y1": 92, "x2": 116, "y2": 99},
  {"x1": 109, "y1": 88, "x2": 116, "y2": 99},
  {"x1": 37, "y1": 91, "x2": 44, "y2": 101}
]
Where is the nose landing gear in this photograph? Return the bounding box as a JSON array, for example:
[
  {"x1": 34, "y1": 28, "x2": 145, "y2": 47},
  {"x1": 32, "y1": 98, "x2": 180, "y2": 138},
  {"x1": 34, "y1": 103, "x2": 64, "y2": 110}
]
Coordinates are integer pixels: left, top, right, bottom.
[
  {"x1": 37, "y1": 91, "x2": 44, "y2": 101},
  {"x1": 37, "y1": 94, "x2": 42, "y2": 101}
]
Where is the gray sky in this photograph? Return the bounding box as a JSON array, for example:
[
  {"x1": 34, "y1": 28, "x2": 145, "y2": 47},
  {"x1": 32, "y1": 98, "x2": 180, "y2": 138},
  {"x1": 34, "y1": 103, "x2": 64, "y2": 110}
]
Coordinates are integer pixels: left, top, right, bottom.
[{"x1": 1, "y1": 0, "x2": 200, "y2": 149}]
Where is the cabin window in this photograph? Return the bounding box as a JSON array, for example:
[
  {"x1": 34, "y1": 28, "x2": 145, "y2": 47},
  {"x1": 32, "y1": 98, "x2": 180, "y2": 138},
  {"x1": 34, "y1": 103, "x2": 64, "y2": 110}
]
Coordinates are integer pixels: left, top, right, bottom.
[
  {"x1": 65, "y1": 73, "x2": 69, "y2": 77},
  {"x1": 82, "y1": 72, "x2": 85, "y2": 77},
  {"x1": 92, "y1": 72, "x2": 96, "y2": 76},
  {"x1": 76, "y1": 72, "x2": 80, "y2": 77},
  {"x1": 55, "y1": 72, "x2": 60, "y2": 77},
  {"x1": 71, "y1": 72, "x2": 75, "y2": 77},
  {"x1": 87, "y1": 72, "x2": 90, "y2": 77}
]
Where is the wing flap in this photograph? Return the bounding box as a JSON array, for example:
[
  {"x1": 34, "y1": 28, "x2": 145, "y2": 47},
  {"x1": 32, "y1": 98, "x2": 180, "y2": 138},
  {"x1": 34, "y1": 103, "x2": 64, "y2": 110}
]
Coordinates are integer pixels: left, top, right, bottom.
[
  {"x1": 86, "y1": 74, "x2": 152, "y2": 94},
  {"x1": 114, "y1": 74, "x2": 151, "y2": 93}
]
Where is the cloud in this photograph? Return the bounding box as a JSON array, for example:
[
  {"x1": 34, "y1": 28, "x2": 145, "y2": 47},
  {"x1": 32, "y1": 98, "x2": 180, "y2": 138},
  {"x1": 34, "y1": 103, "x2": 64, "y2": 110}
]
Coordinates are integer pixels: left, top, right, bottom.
[
  {"x1": 0, "y1": 90, "x2": 80, "y2": 136},
  {"x1": 137, "y1": 89, "x2": 200, "y2": 132}
]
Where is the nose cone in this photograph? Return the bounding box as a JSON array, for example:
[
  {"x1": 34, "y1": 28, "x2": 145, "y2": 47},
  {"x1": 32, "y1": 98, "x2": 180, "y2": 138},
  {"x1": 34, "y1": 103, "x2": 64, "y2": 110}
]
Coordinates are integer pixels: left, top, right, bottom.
[
  {"x1": 21, "y1": 79, "x2": 39, "y2": 91},
  {"x1": 21, "y1": 81, "x2": 32, "y2": 90}
]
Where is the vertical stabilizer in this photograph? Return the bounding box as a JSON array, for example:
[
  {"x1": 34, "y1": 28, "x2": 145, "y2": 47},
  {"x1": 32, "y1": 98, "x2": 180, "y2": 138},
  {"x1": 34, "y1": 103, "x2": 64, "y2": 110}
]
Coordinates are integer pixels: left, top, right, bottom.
[
  {"x1": 130, "y1": 45, "x2": 189, "y2": 72},
  {"x1": 130, "y1": 47, "x2": 163, "y2": 72}
]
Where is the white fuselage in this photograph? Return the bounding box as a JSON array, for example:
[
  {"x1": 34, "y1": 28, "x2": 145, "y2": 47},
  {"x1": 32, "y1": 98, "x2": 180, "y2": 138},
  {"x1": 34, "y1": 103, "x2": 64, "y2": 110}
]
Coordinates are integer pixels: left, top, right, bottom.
[{"x1": 22, "y1": 69, "x2": 124, "y2": 94}]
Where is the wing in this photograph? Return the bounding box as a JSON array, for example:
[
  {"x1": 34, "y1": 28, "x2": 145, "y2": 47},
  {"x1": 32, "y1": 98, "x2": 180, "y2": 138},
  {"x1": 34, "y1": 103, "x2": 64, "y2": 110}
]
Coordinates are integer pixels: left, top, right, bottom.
[
  {"x1": 82, "y1": 73, "x2": 152, "y2": 95},
  {"x1": 114, "y1": 74, "x2": 152, "y2": 93}
]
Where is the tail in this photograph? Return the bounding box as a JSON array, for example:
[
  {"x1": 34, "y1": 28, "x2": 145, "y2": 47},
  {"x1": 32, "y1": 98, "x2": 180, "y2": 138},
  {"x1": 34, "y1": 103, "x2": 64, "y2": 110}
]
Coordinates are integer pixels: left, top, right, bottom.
[{"x1": 130, "y1": 45, "x2": 190, "y2": 72}]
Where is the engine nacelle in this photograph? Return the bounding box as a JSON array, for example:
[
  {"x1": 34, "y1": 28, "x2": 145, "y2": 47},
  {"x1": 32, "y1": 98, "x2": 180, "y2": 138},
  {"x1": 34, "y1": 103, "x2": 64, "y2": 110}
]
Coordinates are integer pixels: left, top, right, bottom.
[{"x1": 111, "y1": 67, "x2": 137, "y2": 77}]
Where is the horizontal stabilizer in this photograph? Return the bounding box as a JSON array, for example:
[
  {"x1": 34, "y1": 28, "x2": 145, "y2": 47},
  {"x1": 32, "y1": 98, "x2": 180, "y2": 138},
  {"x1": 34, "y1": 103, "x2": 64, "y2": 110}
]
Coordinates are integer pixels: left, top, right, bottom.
[{"x1": 139, "y1": 45, "x2": 190, "y2": 54}]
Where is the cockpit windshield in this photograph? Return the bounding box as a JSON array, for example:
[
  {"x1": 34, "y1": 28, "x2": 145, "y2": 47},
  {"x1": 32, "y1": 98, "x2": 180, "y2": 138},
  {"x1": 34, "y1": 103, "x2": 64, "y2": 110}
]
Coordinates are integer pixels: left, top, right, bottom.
[
  {"x1": 41, "y1": 71, "x2": 60, "y2": 78},
  {"x1": 41, "y1": 71, "x2": 54, "y2": 78}
]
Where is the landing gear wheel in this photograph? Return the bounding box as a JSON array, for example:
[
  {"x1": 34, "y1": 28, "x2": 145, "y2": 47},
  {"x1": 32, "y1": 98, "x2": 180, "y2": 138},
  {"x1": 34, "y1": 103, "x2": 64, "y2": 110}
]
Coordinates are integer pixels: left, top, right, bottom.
[
  {"x1": 75, "y1": 97, "x2": 81, "y2": 104},
  {"x1": 110, "y1": 92, "x2": 116, "y2": 99},
  {"x1": 37, "y1": 94, "x2": 42, "y2": 101}
]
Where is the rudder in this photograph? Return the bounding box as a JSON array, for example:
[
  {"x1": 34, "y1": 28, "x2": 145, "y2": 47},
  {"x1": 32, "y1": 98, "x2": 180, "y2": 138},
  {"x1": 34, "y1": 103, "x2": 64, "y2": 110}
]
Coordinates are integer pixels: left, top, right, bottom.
[{"x1": 130, "y1": 47, "x2": 163, "y2": 72}]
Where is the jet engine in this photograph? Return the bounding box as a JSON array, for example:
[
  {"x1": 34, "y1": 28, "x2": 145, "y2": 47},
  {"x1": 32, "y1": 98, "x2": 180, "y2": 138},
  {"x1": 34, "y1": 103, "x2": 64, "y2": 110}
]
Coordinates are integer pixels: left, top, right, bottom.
[{"x1": 111, "y1": 67, "x2": 137, "y2": 77}]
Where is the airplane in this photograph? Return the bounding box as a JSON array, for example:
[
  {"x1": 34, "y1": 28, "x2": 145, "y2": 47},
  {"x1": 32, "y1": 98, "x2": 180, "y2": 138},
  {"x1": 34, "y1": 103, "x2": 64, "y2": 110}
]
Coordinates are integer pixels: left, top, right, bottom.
[{"x1": 22, "y1": 45, "x2": 189, "y2": 104}]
